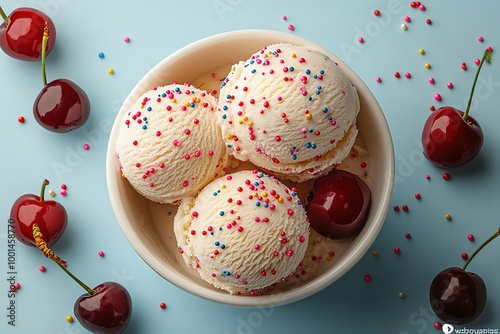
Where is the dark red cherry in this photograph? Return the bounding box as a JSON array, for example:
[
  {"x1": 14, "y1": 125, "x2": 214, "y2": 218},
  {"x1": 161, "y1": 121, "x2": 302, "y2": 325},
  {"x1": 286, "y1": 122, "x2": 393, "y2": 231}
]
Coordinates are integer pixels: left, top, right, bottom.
[
  {"x1": 74, "y1": 282, "x2": 132, "y2": 334},
  {"x1": 33, "y1": 79, "x2": 90, "y2": 133},
  {"x1": 0, "y1": 6, "x2": 56, "y2": 61},
  {"x1": 429, "y1": 267, "x2": 486, "y2": 324},
  {"x1": 422, "y1": 107, "x2": 483, "y2": 168},
  {"x1": 306, "y1": 169, "x2": 371, "y2": 239}
]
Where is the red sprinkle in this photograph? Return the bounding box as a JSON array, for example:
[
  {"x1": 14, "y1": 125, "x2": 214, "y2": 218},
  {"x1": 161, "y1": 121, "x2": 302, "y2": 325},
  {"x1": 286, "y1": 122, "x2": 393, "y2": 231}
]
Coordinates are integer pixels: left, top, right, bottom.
[
  {"x1": 467, "y1": 234, "x2": 474, "y2": 241},
  {"x1": 461, "y1": 252, "x2": 468, "y2": 260},
  {"x1": 374, "y1": 9, "x2": 381, "y2": 16},
  {"x1": 442, "y1": 173, "x2": 450, "y2": 181},
  {"x1": 405, "y1": 233, "x2": 412, "y2": 239},
  {"x1": 402, "y1": 205, "x2": 409, "y2": 212},
  {"x1": 393, "y1": 205, "x2": 400, "y2": 212},
  {"x1": 394, "y1": 247, "x2": 401, "y2": 254},
  {"x1": 18, "y1": 116, "x2": 25, "y2": 123},
  {"x1": 160, "y1": 302, "x2": 167, "y2": 309},
  {"x1": 415, "y1": 193, "x2": 421, "y2": 200},
  {"x1": 364, "y1": 274, "x2": 372, "y2": 282}
]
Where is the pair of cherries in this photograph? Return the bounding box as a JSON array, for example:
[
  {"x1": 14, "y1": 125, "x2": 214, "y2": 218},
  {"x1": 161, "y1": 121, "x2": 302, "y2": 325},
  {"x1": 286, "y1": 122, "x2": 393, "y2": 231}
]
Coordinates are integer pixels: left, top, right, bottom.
[
  {"x1": 10, "y1": 179, "x2": 132, "y2": 333},
  {"x1": 0, "y1": 6, "x2": 89, "y2": 132}
]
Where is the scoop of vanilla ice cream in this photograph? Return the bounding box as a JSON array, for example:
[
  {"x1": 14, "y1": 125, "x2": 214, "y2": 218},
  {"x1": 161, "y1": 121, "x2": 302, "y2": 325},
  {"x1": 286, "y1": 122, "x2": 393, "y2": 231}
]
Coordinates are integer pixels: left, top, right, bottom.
[
  {"x1": 115, "y1": 84, "x2": 229, "y2": 204},
  {"x1": 218, "y1": 43, "x2": 359, "y2": 182},
  {"x1": 174, "y1": 170, "x2": 309, "y2": 294}
]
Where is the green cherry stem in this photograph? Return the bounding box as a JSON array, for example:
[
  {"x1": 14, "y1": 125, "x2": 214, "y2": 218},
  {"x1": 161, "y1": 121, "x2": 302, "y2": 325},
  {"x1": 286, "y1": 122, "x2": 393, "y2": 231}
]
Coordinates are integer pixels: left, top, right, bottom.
[
  {"x1": 41, "y1": 25, "x2": 49, "y2": 86},
  {"x1": 462, "y1": 227, "x2": 500, "y2": 271},
  {"x1": 56, "y1": 262, "x2": 96, "y2": 295},
  {"x1": 40, "y1": 179, "x2": 49, "y2": 202},
  {"x1": 463, "y1": 49, "x2": 493, "y2": 121},
  {"x1": 0, "y1": 6, "x2": 9, "y2": 24}
]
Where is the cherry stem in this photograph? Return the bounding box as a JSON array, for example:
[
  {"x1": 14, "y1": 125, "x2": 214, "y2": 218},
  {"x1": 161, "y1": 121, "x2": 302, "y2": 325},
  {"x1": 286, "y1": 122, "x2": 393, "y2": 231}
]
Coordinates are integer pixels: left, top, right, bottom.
[
  {"x1": 463, "y1": 49, "x2": 492, "y2": 121},
  {"x1": 0, "y1": 6, "x2": 8, "y2": 24},
  {"x1": 56, "y1": 262, "x2": 96, "y2": 295},
  {"x1": 41, "y1": 24, "x2": 49, "y2": 86},
  {"x1": 462, "y1": 227, "x2": 500, "y2": 271},
  {"x1": 40, "y1": 179, "x2": 49, "y2": 202}
]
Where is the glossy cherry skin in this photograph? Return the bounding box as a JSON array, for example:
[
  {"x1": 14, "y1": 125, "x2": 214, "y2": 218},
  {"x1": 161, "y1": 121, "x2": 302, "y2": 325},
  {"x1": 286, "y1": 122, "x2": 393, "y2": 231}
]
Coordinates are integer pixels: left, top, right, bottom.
[
  {"x1": 33, "y1": 79, "x2": 90, "y2": 133},
  {"x1": 422, "y1": 106, "x2": 483, "y2": 168},
  {"x1": 9, "y1": 193, "x2": 68, "y2": 247},
  {"x1": 306, "y1": 169, "x2": 371, "y2": 239},
  {"x1": 0, "y1": 7, "x2": 56, "y2": 61},
  {"x1": 74, "y1": 282, "x2": 132, "y2": 334},
  {"x1": 430, "y1": 267, "x2": 487, "y2": 325}
]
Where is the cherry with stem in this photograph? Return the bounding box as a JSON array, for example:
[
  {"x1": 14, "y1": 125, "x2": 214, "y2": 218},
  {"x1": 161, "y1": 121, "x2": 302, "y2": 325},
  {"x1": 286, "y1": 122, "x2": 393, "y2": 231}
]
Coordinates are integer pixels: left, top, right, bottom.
[
  {"x1": 33, "y1": 25, "x2": 90, "y2": 133},
  {"x1": 429, "y1": 227, "x2": 499, "y2": 324},
  {"x1": 32, "y1": 224, "x2": 132, "y2": 333}
]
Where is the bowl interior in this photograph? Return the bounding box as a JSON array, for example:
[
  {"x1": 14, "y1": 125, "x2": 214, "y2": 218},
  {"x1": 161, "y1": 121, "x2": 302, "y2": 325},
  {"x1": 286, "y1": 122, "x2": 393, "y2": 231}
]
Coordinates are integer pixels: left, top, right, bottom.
[{"x1": 106, "y1": 29, "x2": 394, "y2": 307}]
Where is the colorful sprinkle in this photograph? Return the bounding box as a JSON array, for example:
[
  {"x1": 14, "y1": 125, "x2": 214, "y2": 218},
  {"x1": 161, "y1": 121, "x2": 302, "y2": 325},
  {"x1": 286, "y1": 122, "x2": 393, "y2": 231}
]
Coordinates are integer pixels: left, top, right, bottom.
[
  {"x1": 442, "y1": 172, "x2": 450, "y2": 180},
  {"x1": 434, "y1": 322, "x2": 442, "y2": 330},
  {"x1": 98, "y1": 251, "x2": 105, "y2": 257},
  {"x1": 39, "y1": 266, "x2": 46, "y2": 272},
  {"x1": 467, "y1": 234, "x2": 475, "y2": 241},
  {"x1": 364, "y1": 274, "x2": 372, "y2": 282},
  {"x1": 376, "y1": 76, "x2": 382, "y2": 83},
  {"x1": 66, "y1": 315, "x2": 74, "y2": 323},
  {"x1": 287, "y1": 24, "x2": 294, "y2": 31},
  {"x1": 461, "y1": 252, "x2": 468, "y2": 260},
  {"x1": 419, "y1": 48, "x2": 425, "y2": 55},
  {"x1": 428, "y1": 77, "x2": 435, "y2": 84},
  {"x1": 372, "y1": 250, "x2": 379, "y2": 257},
  {"x1": 401, "y1": 23, "x2": 408, "y2": 30},
  {"x1": 445, "y1": 213, "x2": 452, "y2": 221},
  {"x1": 402, "y1": 205, "x2": 409, "y2": 212},
  {"x1": 160, "y1": 302, "x2": 167, "y2": 309},
  {"x1": 48, "y1": 189, "x2": 56, "y2": 197},
  {"x1": 374, "y1": 10, "x2": 381, "y2": 16},
  {"x1": 434, "y1": 93, "x2": 442, "y2": 101},
  {"x1": 478, "y1": 36, "x2": 484, "y2": 42},
  {"x1": 17, "y1": 116, "x2": 25, "y2": 123},
  {"x1": 414, "y1": 193, "x2": 421, "y2": 200},
  {"x1": 83, "y1": 143, "x2": 90, "y2": 150},
  {"x1": 124, "y1": 37, "x2": 131, "y2": 43},
  {"x1": 394, "y1": 247, "x2": 401, "y2": 254},
  {"x1": 424, "y1": 63, "x2": 431, "y2": 69},
  {"x1": 446, "y1": 82, "x2": 454, "y2": 89},
  {"x1": 98, "y1": 52, "x2": 105, "y2": 59},
  {"x1": 108, "y1": 68, "x2": 115, "y2": 75},
  {"x1": 399, "y1": 292, "x2": 406, "y2": 298},
  {"x1": 426, "y1": 18, "x2": 432, "y2": 25}
]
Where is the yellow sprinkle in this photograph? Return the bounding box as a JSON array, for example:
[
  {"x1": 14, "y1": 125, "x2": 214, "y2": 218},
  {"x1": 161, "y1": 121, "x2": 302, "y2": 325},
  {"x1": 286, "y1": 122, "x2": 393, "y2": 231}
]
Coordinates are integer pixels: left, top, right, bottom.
[
  {"x1": 238, "y1": 119, "x2": 243, "y2": 124},
  {"x1": 261, "y1": 192, "x2": 268, "y2": 198},
  {"x1": 221, "y1": 184, "x2": 226, "y2": 189},
  {"x1": 419, "y1": 48, "x2": 425, "y2": 55},
  {"x1": 372, "y1": 250, "x2": 379, "y2": 257},
  {"x1": 171, "y1": 98, "x2": 177, "y2": 103},
  {"x1": 425, "y1": 63, "x2": 431, "y2": 69},
  {"x1": 327, "y1": 256, "x2": 333, "y2": 261},
  {"x1": 253, "y1": 192, "x2": 258, "y2": 198},
  {"x1": 401, "y1": 23, "x2": 408, "y2": 30},
  {"x1": 305, "y1": 114, "x2": 312, "y2": 120},
  {"x1": 277, "y1": 197, "x2": 283, "y2": 203},
  {"x1": 48, "y1": 189, "x2": 56, "y2": 197},
  {"x1": 242, "y1": 116, "x2": 248, "y2": 121},
  {"x1": 398, "y1": 292, "x2": 406, "y2": 298},
  {"x1": 291, "y1": 53, "x2": 297, "y2": 58},
  {"x1": 121, "y1": 172, "x2": 126, "y2": 179},
  {"x1": 445, "y1": 213, "x2": 452, "y2": 221},
  {"x1": 107, "y1": 68, "x2": 115, "y2": 75},
  {"x1": 247, "y1": 121, "x2": 253, "y2": 126},
  {"x1": 195, "y1": 97, "x2": 201, "y2": 103},
  {"x1": 66, "y1": 315, "x2": 74, "y2": 323},
  {"x1": 184, "y1": 102, "x2": 190, "y2": 107},
  {"x1": 226, "y1": 134, "x2": 233, "y2": 140}
]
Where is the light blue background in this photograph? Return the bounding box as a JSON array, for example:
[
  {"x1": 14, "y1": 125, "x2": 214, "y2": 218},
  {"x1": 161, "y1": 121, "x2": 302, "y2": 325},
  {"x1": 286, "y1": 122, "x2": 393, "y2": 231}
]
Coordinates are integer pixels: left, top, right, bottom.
[{"x1": 1, "y1": 1, "x2": 500, "y2": 333}]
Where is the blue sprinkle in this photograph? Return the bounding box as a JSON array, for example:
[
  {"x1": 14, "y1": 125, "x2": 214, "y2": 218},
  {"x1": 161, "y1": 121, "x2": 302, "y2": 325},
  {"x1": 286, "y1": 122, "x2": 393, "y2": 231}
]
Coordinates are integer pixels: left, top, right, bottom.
[
  {"x1": 305, "y1": 69, "x2": 311, "y2": 74},
  {"x1": 306, "y1": 142, "x2": 312, "y2": 148},
  {"x1": 289, "y1": 66, "x2": 294, "y2": 72},
  {"x1": 161, "y1": 93, "x2": 166, "y2": 97},
  {"x1": 98, "y1": 52, "x2": 105, "y2": 59},
  {"x1": 219, "y1": 227, "x2": 223, "y2": 231},
  {"x1": 219, "y1": 211, "x2": 225, "y2": 216},
  {"x1": 255, "y1": 202, "x2": 261, "y2": 207},
  {"x1": 226, "y1": 94, "x2": 231, "y2": 99},
  {"x1": 292, "y1": 155, "x2": 297, "y2": 160},
  {"x1": 312, "y1": 144, "x2": 317, "y2": 149},
  {"x1": 319, "y1": 70, "x2": 324, "y2": 74},
  {"x1": 254, "y1": 181, "x2": 259, "y2": 186},
  {"x1": 222, "y1": 114, "x2": 227, "y2": 119},
  {"x1": 213, "y1": 192, "x2": 218, "y2": 196},
  {"x1": 323, "y1": 107, "x2": 328, "y2": 113},
  {"x1": 308, "y1": 96, "x2": 312, "y2": 101},
  {"x1": 147, "y1": 107, "x2": 152, "y2": 111},
  {"x1": 215, "y1": 241, "x2": 220, "y2": 246},
  {"x1": 328, "y1": 116, "x2": 333, "y2": 120},
  {"x1": 220, "y1": 244, "x2": 226, "y2": 249},
  {"x1": 316, "y1": 90, "x2": 321, "y2": 94},
  {"x1": 251, "y1": 69, "x2": 256, "y2": 73},
  {"x1": 142, "y1": 125, "x2": 147, "y2": 130},
  {"x1": 264, "y1": 203, "x2": 269, "y2": 208},
  {"x1": 222, "y1": 270, "x2": 231, "y2": 276},
  {"x1": 190, "y1": 103, "x2": 195, "y2": 107},
  {"x1": 210, "y1": 231, "x2": 214, "y2": 235},
  {"x1": 313, "y1": 74, "x2": 318, "y2": 79},
  {"x1": 175, "y1": 87, "x2": 181, "y2": 92}
]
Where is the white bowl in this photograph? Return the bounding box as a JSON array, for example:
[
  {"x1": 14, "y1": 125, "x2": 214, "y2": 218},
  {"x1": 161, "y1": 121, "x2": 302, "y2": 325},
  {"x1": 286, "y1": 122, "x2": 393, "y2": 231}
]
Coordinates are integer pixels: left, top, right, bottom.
[{"x1": 106, "y1": 29, "x2": 394, "y2": 307}]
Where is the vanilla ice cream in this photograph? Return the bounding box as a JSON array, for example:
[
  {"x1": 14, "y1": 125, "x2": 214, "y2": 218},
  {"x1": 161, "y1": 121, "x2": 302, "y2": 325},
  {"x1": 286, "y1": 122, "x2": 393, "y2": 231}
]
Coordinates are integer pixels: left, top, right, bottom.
[
  {"x1": 174, "y1": 169, "x2": 309, "y2": 294},
  {"x1": 116, "y1": 84, "x2": 229, "y2": 204},
  {"x1": 218, "y1": 43, "x2": 360, "y2": 182}
]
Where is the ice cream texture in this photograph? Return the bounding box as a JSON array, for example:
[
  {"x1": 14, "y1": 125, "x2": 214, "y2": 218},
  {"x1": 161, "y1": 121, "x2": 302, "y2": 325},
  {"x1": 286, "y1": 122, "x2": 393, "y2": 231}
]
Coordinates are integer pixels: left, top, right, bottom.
[
  {"x1": 115, "y1": 84, "x2": 229, "y2": 204},
  {"x1": 174, "y1": 169, "x2": 309, "y2": 294},
  {"x1": 218, "y1": 43, "x2": 360, "y2": 182}
]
